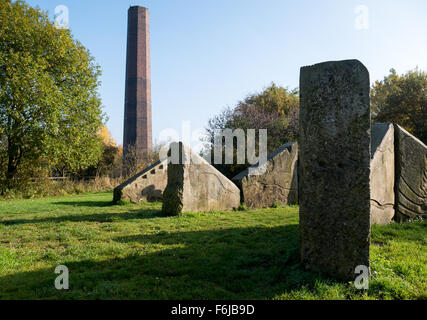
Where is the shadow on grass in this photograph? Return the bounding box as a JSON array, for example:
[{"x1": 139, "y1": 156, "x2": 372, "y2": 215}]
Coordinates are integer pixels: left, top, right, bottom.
[
  {"x1": 0, "y1": 224, "x2": 332, "y2": 300},
  {"x1": 0, "y1": 208, "x2": 165, "y2": 226},
  {"x1": 371, "y1": 220, "x2": 427, "y2": 244},
  {"x1": 53, "y1": 200, "x2": 115, "y2": 208}
]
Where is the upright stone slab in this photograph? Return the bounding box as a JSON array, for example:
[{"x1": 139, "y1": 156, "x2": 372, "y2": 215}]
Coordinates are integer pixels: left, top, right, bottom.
[
  {"x1": 370, "y1": 123, "x2": 395, "y2": 225},
  {"x1": 162, "y1": 142, "x2": 241, "y2": 215},
  {"x1": 394, "y1": 125, "x2": 427, "y2": 222},
  {"x1": 113, "y1": 159, "x2": 167, "y2": 203},
  {"x1": 232, "y1": 142, "x2": 298, "y2": 208},
  {"x1": 299, "y1": 60, "x2": 371, "y2": 281}
]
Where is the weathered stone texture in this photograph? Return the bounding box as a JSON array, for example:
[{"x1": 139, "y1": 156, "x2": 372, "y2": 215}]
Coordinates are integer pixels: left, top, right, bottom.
[
  {"x1": 299, "y1": 60, "x2": 371, "y2": 281},
  {"x1": 394, "y1": 125, "x2": 427, "y2": 222},
  {"x1": 113, "y1": 159, "x2": 167, "y2": 203},
  {"x1": 232, "y1": 142, "x2": 298, "y2": 208},
  {"x1": 162, "y1": 142, "x2": 241, "y2": 215},
  {"x1": 370, "y1": 123, "x2": 395, "y2": 225}
]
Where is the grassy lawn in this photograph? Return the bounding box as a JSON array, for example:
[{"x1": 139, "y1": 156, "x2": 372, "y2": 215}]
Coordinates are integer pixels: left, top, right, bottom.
[{"x1": 0, "y1": 191, "x2": 425, "y2": 300}]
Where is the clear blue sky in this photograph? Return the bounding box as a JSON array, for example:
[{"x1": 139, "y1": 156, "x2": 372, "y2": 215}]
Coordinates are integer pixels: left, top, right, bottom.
[{"x1": 27, "y1": 0, "x2": 427, "y2": 147}]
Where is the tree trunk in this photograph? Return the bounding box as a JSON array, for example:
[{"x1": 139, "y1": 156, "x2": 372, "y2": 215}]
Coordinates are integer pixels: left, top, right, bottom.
[{"x1": 6, "y1": 136, "x2": 22, "y2": 189}]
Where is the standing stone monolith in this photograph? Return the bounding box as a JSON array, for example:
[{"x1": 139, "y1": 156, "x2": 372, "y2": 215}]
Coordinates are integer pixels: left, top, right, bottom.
[
  {"x1": 394, "y1": 124, "x2": 427, "y2": 222},
  {"x1": 123, "y1": 6, "x2": 152, "y2": 158},
  {"x1": 299, "y1": 60, "x2": 371, "y2": 281},
  {"x1": 370, "y1": 123, "x2": 395, "y2": 225},
  {"x1": 162, "y1": 142, "x2": 241, "y2": 215}
]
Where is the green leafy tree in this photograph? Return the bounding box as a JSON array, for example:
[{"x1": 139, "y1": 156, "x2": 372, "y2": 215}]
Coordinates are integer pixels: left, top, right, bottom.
[
  {"x1": 0, "y1": 1, "x2": 104, "y2": 190},
  {"x1": 371, "y1": 68, "x2": 427, "y2": 143}
]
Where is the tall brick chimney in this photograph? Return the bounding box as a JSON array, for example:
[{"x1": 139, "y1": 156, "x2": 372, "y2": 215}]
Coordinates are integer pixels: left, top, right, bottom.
[{"x1": 123, "y1": 6, "x2": 152, "y2": 157}]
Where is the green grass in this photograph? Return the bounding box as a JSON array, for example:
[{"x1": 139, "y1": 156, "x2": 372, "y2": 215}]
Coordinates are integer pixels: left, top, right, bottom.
[{"x1": 0, "y1": 192, "x2": 425, "y2": 300}]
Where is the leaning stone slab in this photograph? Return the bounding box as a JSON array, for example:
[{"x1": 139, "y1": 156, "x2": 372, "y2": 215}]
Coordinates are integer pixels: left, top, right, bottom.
[
  {"x1": 113, "y1": 159, "x2": 168, "y2": 203},
  {"x1": 394, "y1": 125, "x2": 427, "y2": 222},
  {"x1": 299, "y1": 60, "x2": 371, "y2": 281},
  {"x1": 162, "y1": 142, "x2": 241, "y2": 215},
  {"x1": 370, "y1": 123, "x2": 395, "y2": 225},
  {"x1": 232, "y1": 142, "x2": 298, "y2": 208}
]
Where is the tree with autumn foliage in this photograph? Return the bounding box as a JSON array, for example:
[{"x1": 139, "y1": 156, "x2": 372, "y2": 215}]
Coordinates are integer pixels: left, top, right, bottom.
[{"x1": 94, "y1": 126, "x2": 122, "y2": 177}]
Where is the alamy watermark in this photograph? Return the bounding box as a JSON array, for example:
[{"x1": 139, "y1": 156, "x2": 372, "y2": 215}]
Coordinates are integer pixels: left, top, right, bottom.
[
  {"x1": 157, "y1": 121, "x2": 268, "y2": 175},
  {"x1": 354, "y1": 265, "x2": 369, "y2": 290},
  {"x1": 55, "y1": 265, "x2": 69, "y2": 290},
  {"x1": 354, "y1": 5, "x2": 369, "y2": 30},
  {"x1": 54, "y1": 5, "x2": 69, "y2": 30}
]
